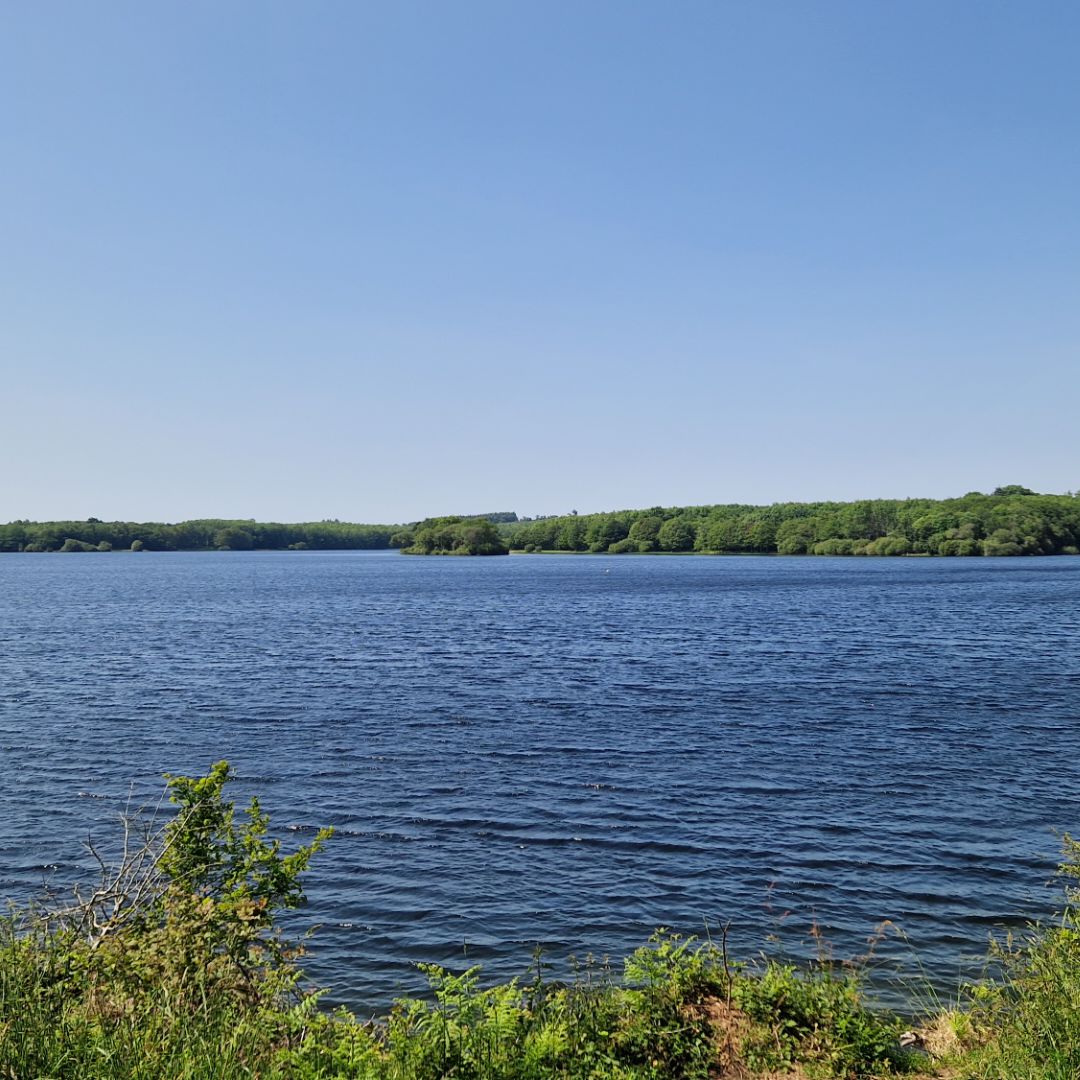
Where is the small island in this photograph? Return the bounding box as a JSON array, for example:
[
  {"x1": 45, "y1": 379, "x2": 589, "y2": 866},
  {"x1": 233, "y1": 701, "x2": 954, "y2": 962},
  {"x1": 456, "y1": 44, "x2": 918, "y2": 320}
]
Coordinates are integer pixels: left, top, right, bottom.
[{"x1": 397, "y1": 516, "x2": 509, "y2": 556}]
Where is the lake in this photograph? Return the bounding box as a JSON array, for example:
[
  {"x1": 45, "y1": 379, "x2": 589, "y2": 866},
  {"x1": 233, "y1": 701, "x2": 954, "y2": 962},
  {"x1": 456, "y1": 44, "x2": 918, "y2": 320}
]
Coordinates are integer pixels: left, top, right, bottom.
[{"x1": 2, "y1": 551, "x2": 1079, "y2": 1009}]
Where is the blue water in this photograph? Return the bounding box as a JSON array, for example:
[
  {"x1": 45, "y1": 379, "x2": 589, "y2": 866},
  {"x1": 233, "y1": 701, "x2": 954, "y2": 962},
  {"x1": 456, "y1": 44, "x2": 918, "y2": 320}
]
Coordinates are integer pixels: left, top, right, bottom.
[{"x1": 2, "y1": 551, "x2": 1079, "y2": 1008}]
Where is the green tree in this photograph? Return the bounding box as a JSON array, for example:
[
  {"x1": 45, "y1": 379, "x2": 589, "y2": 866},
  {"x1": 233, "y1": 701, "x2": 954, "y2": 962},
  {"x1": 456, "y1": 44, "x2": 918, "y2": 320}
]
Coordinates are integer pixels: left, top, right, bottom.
[
  {"x1": 658, "y1": 517, "x2": 695, "y2": 551},
  {"x1": 775, "y1": 518, "x2": 818, "y2": 555},
  {"x1": 982, "y1": 529, "x2": 1025, "y2": 556},
  {"x1": 586, "y1": 515, "x2": 630, "y2": 550},
  {"x1": 402, "y1": 517, "x2": 508, "y2": 556},
  {"x1": 744, "y1": 517, "x2": 777, "y2": 551},
  {"x1": 556, "y1": 518, "x2": 587, "y2": 551},
  {"x1": 160, "y1": 762, "x2": 332, "y2": 925},
  {"x1": 212, "y1": 527, "x2": 254, "y2": 551},
  {"x1": 629, "y1": 516, "x2": 663, "y2": 545}
]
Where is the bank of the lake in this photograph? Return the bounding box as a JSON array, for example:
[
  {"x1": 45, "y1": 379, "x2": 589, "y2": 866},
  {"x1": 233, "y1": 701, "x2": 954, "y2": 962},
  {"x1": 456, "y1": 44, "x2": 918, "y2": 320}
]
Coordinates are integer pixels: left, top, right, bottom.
[{"x1": 3, "y1": 763, "x2": 1078, "y2": 1079}]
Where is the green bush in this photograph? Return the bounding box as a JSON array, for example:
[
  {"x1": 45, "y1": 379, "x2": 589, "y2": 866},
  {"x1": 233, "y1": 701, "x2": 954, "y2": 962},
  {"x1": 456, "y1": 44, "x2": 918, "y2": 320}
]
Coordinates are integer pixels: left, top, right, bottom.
[{"x1": 733, "y1": 960, "x2": 908, "y2": 1074}]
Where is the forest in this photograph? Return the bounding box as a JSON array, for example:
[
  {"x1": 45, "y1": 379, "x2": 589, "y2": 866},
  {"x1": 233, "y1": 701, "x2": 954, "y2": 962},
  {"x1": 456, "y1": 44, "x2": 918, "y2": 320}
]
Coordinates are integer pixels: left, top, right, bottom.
[
  {"x1": 502, "y1": 486, "x2": 1080, "y2": 557},
  {"x1": 3, "y1": 487, "x2": 1079, "y2": 556},
  {"x1": 0, "y1": 518, "x2": 396, "y2": 553}
]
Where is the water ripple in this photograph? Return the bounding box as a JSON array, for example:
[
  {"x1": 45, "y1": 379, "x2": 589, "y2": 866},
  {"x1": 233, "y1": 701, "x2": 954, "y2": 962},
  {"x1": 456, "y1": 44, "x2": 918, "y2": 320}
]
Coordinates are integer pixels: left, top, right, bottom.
[{"x1": 1, "y1": 551, "x2": 1079, "y2": 1009}]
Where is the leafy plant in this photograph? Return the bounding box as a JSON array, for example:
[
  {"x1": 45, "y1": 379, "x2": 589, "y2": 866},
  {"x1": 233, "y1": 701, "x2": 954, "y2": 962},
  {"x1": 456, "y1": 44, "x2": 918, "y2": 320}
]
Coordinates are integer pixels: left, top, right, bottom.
[
  {"x1": 0, "y1": 762, "x2": 332, "y2": 1078},
  {"x1": 733, "y1": 959, "x2": 909, "y2": 1075}
]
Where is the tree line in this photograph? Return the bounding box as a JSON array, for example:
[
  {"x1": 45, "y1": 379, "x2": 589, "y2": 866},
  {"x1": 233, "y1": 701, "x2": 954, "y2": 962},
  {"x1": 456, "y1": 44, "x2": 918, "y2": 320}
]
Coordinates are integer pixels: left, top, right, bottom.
[
  {"x1": 502, "y1": 486, "x2": 1080, "y2": 557},
  {"x1": 0, "y1": 518, "x2": 397, "y2": 553},
  {"x1": 4, "y1": 487, "x2": 1080, "y2": 556}
]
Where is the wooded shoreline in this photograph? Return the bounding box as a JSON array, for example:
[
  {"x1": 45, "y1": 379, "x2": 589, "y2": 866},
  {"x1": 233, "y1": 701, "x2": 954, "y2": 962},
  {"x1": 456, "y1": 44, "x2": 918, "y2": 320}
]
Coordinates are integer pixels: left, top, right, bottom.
[{"x1": 4, "y1": 485, "x2": 1080, "y2": 557}]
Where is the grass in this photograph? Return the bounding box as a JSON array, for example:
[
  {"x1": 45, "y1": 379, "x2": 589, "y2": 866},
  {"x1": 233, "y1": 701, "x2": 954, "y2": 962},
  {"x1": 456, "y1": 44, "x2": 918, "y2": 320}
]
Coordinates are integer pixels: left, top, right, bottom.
[
  {"x1": 0, "y1": 922, "x2": 922, "y2": 1079},
  {"x1": 2, "y1": 766, "x2": 1079, "y2": 1079}
]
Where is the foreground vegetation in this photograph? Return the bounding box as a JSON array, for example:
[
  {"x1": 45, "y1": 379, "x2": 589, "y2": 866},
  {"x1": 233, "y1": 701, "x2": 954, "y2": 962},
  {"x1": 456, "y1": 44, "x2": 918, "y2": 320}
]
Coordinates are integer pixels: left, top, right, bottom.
[
  {"x1": 3, "y1": 765, "x2": 1080, "y2": 1078},
  {"x1": 5, "y1": 486, "x2": 1080, "y2": 557}
]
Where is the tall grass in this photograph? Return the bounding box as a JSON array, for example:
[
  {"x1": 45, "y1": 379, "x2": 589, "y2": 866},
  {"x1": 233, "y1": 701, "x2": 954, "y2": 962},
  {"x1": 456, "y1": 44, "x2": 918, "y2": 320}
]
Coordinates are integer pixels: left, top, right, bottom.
[{"x1": 946, "y1": 836, "x2": 1080, "y2": 1079}]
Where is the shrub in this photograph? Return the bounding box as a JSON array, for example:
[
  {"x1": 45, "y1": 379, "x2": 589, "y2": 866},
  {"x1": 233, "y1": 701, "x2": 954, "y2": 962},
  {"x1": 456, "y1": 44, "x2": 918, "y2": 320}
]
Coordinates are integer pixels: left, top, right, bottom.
[
  {"x1": 0, "y1": 762, "x2": 332, "y2": 1078},
  {"x1": 733, "y1": 960, "x2": 908, "y2": 1074}
]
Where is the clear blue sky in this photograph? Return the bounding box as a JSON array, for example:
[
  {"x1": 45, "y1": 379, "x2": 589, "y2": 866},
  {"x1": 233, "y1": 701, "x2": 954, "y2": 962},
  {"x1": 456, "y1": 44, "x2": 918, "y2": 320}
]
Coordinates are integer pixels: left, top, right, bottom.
[{"x1": 2, "y1": 2, "x2": 1077, "y2": 524}]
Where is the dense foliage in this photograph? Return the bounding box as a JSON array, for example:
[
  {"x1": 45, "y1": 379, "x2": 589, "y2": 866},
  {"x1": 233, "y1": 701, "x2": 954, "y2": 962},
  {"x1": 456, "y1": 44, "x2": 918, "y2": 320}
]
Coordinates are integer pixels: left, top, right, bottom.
[
  {"x1": 0, "y1": 518, "x2": 398, "y2": 552},
  {"x1": 4, "y1": 763, "x2": 1080, "y2": 1078},
  {"x1": 5, "y1": 487, "x2": 1080, "y2": 557},
  {"x1": 400, "y1": 517, "x2": 509, "y2": 556},
  {"x1": 504, "y1": 486, "x2": 1080, "y2": 557}
]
